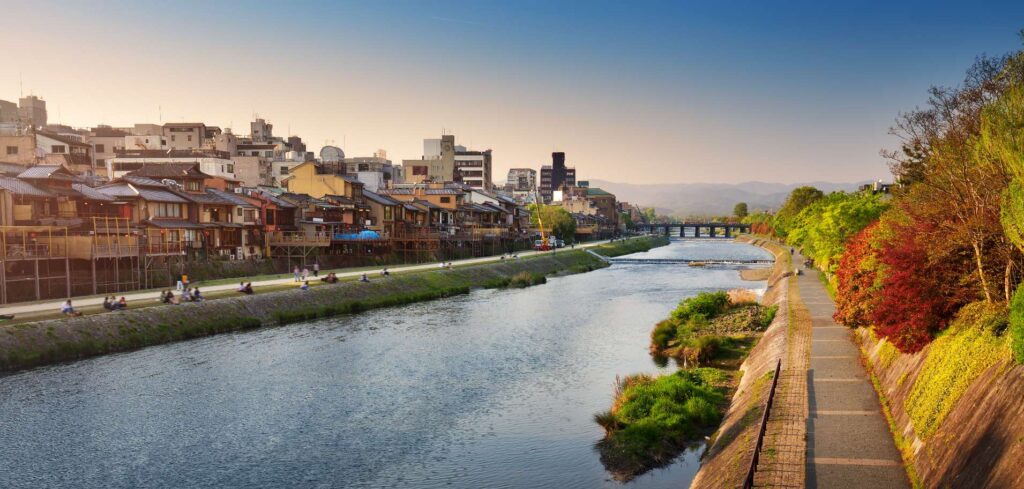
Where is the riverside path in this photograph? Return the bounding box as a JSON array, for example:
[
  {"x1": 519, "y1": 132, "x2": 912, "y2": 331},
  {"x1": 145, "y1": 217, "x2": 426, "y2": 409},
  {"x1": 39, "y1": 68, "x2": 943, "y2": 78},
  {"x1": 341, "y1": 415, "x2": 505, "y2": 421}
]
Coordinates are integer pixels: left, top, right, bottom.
[
  {"x1": 0, "y1": 239, "x2": 623, "y2": 317},
  {"x1": 795, "y1": 251, "x2": 909, "y2": 488}
]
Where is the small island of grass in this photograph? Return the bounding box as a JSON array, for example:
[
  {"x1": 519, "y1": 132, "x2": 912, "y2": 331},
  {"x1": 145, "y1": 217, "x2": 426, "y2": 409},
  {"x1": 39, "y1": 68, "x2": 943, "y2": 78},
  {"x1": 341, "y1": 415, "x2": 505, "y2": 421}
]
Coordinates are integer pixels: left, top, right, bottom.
[{"x1": 595, "y1": 289, "x2": 778, "y2": 480}]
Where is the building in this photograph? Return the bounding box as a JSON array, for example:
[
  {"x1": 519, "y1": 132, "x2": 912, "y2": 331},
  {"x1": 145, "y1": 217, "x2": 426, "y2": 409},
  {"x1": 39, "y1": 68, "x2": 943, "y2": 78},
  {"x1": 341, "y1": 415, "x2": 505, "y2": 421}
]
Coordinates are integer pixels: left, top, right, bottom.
[
  {"x1": 85, "y1": 126, "x2": 130, "y2": 176},
  {"x1": 342, "y1": 151, "x2": 403, "y2": 192},
  {"x1": 454, "y1": 148, "x2": 492, "y2": 191},
  {"x1": 107, "y1": 149, "x2": 236, "y2": 181},
  {"x1": 505, "y1": 168, "x2": 536, "y2": 192},
  {"x1": 539, "y1": 152, "x2": 575, "y2": 203},
  {"x1": 0, "y1": 99, "x2": 18, "y2": 124},
  {"x1": 162, "y1": 123, "x2": 206, "y2": 150},
  {"x1": 18, "y1": 96, "x2": 47, "y2": 129}
]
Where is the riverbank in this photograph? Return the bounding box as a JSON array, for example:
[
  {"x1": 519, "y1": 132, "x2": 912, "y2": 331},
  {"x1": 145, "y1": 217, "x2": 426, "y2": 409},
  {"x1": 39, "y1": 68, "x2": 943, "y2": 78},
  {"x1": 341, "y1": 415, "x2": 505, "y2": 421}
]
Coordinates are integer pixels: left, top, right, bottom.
[
  {"x1": 690, "y1": 237, "x2": 797, "y2": 489},
  {"x1": 856, "y1": 305, "x2": 1024, "y2": 488},
  {"x1": 595, "y1": 238, "x2": 782, "y2": 483},
  {"x1": 0, "y1": 236, "x2": 669, "y2": 373}
]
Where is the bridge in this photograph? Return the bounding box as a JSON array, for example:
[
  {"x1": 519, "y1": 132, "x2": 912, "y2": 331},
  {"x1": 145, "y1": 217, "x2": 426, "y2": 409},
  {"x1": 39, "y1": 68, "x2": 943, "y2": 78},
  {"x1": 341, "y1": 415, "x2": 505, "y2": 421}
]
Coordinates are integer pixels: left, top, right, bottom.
[
  {"x1": 607, "y1": 258, "x2": 773, "y2": 265},
  {"x1": 638, "y1": 222, "x2": 751, "y2": 238}
]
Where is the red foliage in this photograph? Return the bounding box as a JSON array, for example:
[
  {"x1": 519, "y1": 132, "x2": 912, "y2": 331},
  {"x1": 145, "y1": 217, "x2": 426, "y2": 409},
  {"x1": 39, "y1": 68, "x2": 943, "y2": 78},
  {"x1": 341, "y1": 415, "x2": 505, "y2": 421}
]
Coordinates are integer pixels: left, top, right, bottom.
[
  {"x1": 866, "y1": 217, "x2": 966, "y2": 352},
  {"x1": 832, "y1": 223, "x2": 879, "y2": 328}
]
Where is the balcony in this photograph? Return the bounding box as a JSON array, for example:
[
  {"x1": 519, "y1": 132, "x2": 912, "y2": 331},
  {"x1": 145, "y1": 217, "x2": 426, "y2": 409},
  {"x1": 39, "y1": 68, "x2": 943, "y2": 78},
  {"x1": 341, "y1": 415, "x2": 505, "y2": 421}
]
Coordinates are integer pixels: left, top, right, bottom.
[{"x1": 267, "y1": 231, "x2": 331, "y2": 247}]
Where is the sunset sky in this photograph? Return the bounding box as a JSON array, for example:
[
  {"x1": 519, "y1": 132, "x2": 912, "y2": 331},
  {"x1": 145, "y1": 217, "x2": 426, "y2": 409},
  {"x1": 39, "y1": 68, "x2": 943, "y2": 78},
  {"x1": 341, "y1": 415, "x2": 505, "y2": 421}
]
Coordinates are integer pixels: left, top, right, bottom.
[{"x1": 2, "y1": 0, "x2": 1023, "y2": 184}]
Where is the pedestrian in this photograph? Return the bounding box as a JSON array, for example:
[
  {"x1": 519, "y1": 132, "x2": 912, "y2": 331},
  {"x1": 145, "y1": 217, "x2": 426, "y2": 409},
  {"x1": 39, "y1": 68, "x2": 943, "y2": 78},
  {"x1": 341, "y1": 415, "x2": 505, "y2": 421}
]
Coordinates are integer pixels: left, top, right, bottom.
[
  {"x1": 313, "y1": 262, "x2": 320, "y2": 277},
  {"x1": 60, "y1": 300, "x2": 82, "y2": 317},
  {"x1": 302, "y1": 267, "x2": 309, "y2": 281},
  {"x1": 293, "y1": 266, "x2": 300, "y2": 282}
]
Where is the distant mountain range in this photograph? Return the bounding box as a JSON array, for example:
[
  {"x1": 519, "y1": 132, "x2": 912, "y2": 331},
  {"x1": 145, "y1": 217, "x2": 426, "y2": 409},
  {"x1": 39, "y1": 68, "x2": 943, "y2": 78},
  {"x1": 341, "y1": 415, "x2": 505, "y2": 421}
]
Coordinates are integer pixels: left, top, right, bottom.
[{"x1": 587, "y1": 179, "x2": 871, "y2": 217}]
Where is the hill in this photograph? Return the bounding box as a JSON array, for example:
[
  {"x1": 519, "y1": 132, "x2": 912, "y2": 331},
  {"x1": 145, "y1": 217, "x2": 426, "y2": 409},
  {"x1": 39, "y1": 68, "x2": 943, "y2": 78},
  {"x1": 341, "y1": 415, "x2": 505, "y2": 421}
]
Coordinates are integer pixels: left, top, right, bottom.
[{"x1": 588, "y1": 180, "x2": 870, "y2": 217}]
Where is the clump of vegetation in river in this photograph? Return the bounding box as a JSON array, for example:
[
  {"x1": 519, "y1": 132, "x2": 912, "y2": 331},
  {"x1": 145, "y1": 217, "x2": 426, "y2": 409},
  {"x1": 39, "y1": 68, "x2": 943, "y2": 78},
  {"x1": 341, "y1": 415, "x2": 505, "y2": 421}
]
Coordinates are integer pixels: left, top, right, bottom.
[
  {"x1": 594, "y1": 368, "x2": 730, "y2": 481},
  {"x1": 650, "y1": 291, "x2": 776, "y2": 366},
  {"x1": 591, "y1": 236, "x2": 670, "y2": 257}
]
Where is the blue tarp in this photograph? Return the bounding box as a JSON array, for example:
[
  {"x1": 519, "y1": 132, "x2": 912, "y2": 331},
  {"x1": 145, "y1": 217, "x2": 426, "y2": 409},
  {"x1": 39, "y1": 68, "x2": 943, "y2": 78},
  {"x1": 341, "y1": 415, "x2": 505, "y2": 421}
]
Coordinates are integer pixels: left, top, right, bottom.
[{"x1": 333, "y1": 230, "x2": 382, "y2": 241}]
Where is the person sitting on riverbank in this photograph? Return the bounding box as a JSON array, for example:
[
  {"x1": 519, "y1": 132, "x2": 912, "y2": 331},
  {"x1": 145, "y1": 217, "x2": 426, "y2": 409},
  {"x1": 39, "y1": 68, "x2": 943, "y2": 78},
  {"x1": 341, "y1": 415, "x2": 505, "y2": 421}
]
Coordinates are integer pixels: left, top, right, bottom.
[
  {"x1": 300, "y1": 281, "x2": 310, "y2": 291},
  {"x1": 191, "y1": 288, "x2": 203, "y2": 302},
  {"x1": 321, "y1": 272, "x2": 338, "y2": 284},
  {"x1": 162, "y1": 290, "x2": 179, "y2": 305},
  {"x1": 60, "y1": 300, "x2": 82, "y2": 317},
  {"x1": 160, "y1": 290, "x2": 171, "y2": 304},
  {"x1": 359, "y1": 273, "x2": 370, "y2": 283},
  {"x1": 241, "y1": 282, "x2": 254, "y2": 295},
  {"x1": 117, "y1": 297, "x2": 128, "y2": 309},
  {"x1": 102, "y1": 297, "x2": 113, "y2": 311},
  {"x1": 381, "y1": 268, "x2": 390, "y2": 277}
]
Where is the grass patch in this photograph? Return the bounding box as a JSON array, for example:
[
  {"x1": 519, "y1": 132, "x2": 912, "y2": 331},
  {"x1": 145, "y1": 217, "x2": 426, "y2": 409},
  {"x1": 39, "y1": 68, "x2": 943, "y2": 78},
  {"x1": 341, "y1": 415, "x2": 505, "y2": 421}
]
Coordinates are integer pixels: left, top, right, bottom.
[
  {"x1": 590, "y1": 236, "x2": 670, "y2": 257},
  {"x1": 651, "y1": 291, "x2": 775, "y2": 363},
  {"x1": 595, "y1": 368, "x2": 730, "y2": 481}
]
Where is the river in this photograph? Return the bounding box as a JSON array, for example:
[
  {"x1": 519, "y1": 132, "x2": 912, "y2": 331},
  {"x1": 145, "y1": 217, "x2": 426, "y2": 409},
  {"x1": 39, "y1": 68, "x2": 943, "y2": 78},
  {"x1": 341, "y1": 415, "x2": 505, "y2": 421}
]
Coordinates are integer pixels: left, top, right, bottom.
[{"x1": 0, "y1": 239, "x2": 772, "y2": 489}]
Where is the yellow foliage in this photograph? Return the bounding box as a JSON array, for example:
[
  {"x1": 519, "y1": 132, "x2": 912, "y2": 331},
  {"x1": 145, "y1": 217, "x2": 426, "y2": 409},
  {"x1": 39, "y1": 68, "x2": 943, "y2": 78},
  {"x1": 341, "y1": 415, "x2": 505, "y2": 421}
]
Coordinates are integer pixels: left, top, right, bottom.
[{"x1": 905, "y1": 322, "x2": 1007, "y2": 440}]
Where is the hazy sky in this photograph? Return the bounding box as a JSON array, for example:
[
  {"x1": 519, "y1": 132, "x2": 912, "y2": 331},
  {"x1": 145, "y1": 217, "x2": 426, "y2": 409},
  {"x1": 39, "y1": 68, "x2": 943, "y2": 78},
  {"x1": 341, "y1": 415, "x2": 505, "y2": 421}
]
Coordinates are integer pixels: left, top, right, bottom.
[{"x1": 2, "y1": 0, "x2": 1023, "y2": 184}]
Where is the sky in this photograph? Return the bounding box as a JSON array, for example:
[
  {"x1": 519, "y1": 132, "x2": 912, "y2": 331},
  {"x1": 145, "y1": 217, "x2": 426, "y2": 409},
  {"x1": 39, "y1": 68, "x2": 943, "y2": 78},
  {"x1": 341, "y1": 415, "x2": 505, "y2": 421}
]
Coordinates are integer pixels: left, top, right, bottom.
[{"x1": 2, "y1": 0, "x2": 1024, "y2": 185}]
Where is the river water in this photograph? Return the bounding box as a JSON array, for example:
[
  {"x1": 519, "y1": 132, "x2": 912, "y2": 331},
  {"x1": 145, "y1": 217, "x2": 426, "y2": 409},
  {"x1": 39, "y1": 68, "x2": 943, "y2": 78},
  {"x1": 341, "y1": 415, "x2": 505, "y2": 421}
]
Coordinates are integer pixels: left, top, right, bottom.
[{"x1": 0, "y1": 239, "x2": 772, "y2": 489}]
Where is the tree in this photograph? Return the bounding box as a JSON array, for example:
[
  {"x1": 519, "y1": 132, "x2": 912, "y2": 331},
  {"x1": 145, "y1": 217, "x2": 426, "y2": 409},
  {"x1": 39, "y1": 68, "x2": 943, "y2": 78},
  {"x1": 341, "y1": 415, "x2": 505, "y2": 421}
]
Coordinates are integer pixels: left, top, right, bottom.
[
  {"x1": 733, "y1": 202, "x2": 748, "y2": 219},
  {"x1": 529, "y1": 204, "x2": 577, "y2": 242},
  {"x1": 773, "y1": 186, "x2": 824, "y2": 236},
  {"x1": 833, "y1": 224, "x2": 881, "y2": 328}
]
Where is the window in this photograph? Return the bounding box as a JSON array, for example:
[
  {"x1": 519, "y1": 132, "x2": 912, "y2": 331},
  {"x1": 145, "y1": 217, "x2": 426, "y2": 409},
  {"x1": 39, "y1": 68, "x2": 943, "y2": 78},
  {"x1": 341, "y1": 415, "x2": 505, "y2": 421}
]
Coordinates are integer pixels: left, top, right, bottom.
[
  {"x1": 171, "y1": 135, "x2": 176, "y2": 142},
  {"x1": 187, "y1": 135, "x2": 192, "y2": 142},
  {"x1": 237, "y1": 208, "x2": 243, "y2": 217},
  {"x1": 96, "y1": 159, "x2": 106, "y2": 168},
  {"x1": 279, "y1": 166, "x2": 289, "y2": 175},
  {"x1": 226, "y1": 164, "x2": 234, "y2": 173},
  {"x1": 384, "y1": 207, "x2": 393, "y2": 220},
  {"x1": 51, "y1": 145, "x2": 66, "y2": 154},
  {"x1": 154, "y1": 203, "x2": 181, "y2": 218},
  {"x1": 440, "y1": 196, "x2": 451, "y2": 203},
  {"x1": 264, "y1": 151, "x2": 273, "y2": 157},
  {"x1": 186, "y1": 180, "x2": 200, "y2": 191},
  {"x1": 412, "y1": 166, "x2": 428, "y2": 176},
  {"x1": 5, "y1": 146, "x2": 16, "y2": 155},
  {"x1": 358, "y1": 163, "x2": 369, "y2": 171},
  {"x1": 94, "y1": 144, "x2": 105, "y2": 153},
  {"x1": 244, "y1": 209, "x2": 256, "y2": 222}
]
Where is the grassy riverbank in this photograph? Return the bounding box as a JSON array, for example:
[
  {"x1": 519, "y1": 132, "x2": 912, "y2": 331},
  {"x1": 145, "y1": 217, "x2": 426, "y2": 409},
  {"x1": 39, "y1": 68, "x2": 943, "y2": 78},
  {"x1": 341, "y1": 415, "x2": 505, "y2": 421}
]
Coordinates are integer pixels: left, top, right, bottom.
[
  {"x1": 0, "y1": 237, "x2": 669, "y2": 372},
  {"x1": 597, "y1": 290, "x2": 776, "y2": 480}
]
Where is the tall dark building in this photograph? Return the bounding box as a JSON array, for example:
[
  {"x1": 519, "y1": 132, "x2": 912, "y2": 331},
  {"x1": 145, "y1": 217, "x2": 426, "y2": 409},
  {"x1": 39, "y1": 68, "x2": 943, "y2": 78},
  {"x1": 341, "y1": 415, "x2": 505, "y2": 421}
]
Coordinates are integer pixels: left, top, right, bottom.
[{"x1": 539, "y1": 152, "x2": 576, "y2": 203}]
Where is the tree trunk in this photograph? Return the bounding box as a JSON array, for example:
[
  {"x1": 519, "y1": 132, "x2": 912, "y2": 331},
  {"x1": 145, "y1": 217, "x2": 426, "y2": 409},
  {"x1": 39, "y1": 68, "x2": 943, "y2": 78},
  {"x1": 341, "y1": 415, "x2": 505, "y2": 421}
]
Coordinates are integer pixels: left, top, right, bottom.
[
  {"x1": 972, "y1": 240, "x2": 993, "y2": 303},
  {"x1": 1006, "y1": 258, "x2": 1015, "y2": 304}
]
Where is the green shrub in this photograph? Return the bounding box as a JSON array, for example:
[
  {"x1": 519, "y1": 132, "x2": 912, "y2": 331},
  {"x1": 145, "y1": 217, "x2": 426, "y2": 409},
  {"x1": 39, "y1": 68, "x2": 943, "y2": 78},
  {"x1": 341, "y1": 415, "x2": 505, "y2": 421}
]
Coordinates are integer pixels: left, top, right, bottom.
[
  {"x1": 508, "y1": 271, "x2": 547, "y2": 288},
  {"x1": 596, "y1": 368, "x2": 728, "y2": 479},
  {"x1": 671, "y1": 291, "x2": 730, "y2": 322},
  {"x1": 651, "y1": 320, "x2": 676, "y2": 350},
  {"x1": 1009, "y1": 287, "x2": 1024, "y2": 364}
]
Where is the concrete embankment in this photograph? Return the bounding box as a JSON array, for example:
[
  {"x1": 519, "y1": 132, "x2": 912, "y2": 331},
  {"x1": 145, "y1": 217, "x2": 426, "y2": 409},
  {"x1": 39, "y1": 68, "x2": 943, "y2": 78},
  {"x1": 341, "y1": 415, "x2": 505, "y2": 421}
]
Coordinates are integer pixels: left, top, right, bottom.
[
  {"x1": 691, "y1": 238, "x2": 794, "y2": 489},
  {"x1": 857, "y1": 327, "x2": 1024, "y2": 488},
  {"x1": 0, "y1": 237, "x2": 669, "y2": 373}
]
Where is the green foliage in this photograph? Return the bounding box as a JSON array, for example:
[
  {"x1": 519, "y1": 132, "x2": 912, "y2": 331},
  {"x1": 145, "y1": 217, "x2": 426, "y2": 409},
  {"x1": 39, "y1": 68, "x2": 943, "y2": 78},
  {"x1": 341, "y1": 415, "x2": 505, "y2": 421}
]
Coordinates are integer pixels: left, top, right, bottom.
[
  {"x1": 596, "y1": 368, "x2": 728, "y2": 478},
  {"x1": 773, "y1": 186, "x2": 825, "y2": 236},
  {"x1": 651, "y1": 320, "x2": 676, "y2": 350},
  {"x1": 1009, "y1": 286, "x2": 1024, "y2": 363},
  {"x1": 591, "y1": 236, "x2": 670, "y2": 257},
  {"x1": 784, "y1": 191, "x2": 888, "y2": 274},
  {"x1": 528, "y1": 204, "x2": 577, "y2": 242},
  {"x1": 733, "y1": 202, "x2": 748, "y2": 219},
  {"x1": 671, "y1": 291, "x2": 731, "y2": 322},
  {"x1": 905, "y1": 302, "x2": 1008, "y2": 439},
  {"x1": 508, "y1": 271, "x2": 547, "y2": 288}
]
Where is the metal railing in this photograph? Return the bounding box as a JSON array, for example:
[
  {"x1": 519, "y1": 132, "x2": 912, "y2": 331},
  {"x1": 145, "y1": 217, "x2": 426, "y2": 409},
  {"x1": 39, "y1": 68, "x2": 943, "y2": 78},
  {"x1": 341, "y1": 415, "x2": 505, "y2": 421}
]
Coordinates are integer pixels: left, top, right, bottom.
[{"x1": 743, "y1": 358, "x2": 782, "y2": 489}]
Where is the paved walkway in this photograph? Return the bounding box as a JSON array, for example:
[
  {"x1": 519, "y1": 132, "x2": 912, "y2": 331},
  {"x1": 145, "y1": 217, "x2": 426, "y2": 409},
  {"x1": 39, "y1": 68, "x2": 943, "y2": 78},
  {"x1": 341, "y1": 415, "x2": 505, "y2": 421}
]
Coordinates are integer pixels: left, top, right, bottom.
[
  {"x1": 0, "y1": 240, "x2": 619, "y2": 317},
  {"x1": 795, "y1": 252, "x2": 909, "y2": 489}
]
